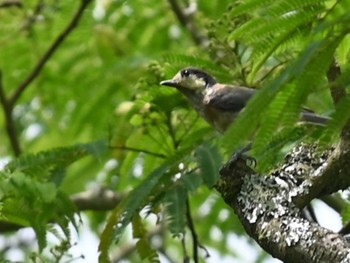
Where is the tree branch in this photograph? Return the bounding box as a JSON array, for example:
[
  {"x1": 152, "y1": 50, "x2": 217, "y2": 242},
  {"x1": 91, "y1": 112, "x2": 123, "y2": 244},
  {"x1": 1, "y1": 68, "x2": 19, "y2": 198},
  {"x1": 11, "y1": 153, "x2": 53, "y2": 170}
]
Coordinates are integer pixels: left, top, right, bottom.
[
  {"x1": 186, "y1": 199, "x2": 198, "y2": 263},
  {"x1": 185, "y1": 199, "x2": 210, "y2": 262},
  {"x1": 167, "y1": 0, "x2": 208, "y2": 47},
  {"x1": 8, "y1": 0, "x2": 93, "y2": 106},
  {"x1": 71, "y1": 189, "x2": 124, "y2": 211},
  {"x1": 0, "y1": 70, "x2": 21, "y2": 156},
  {"x1": 0, "y1": 188, "x2": 124, "y2": 232},
  {"x1": 0, "y1": 0, "x2": 92, "y2": 156},
  {"x1": 216, "y1": 143, "x2": 350, "y2": 262},
  {"x1": 0, "y1": 0, "x2": 22, "y2": 8},
  {"x1": 21, "y1": 0, "x2": 44, "y2": 33},
  {"x1": 109, "y1": 145, "x2": 167, "y2": 158},
  {"x1": 214, "y1": 59, "x2": 350, "y2": 262}
]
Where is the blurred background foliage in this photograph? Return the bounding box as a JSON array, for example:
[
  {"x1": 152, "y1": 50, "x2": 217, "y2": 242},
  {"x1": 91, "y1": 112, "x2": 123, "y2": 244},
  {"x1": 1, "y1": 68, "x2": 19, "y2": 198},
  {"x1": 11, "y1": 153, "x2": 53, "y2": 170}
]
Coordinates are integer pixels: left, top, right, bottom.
[{"x1": 0, "y1": 0, "x2": 349, "y2": 262}]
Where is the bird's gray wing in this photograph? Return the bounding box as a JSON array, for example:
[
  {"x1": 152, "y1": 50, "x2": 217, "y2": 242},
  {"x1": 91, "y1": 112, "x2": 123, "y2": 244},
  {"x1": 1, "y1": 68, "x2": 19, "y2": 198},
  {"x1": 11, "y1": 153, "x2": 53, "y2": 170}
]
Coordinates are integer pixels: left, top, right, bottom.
[{"x1": 205, "y1": 85, "x2": 256, "y2": 112}]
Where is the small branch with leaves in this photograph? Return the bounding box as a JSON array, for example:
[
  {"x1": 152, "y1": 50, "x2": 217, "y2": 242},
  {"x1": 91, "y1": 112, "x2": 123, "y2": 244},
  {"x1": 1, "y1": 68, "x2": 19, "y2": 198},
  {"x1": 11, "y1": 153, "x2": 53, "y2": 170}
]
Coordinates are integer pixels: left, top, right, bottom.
[
  {"x1": 0, "y1": 188, "x2": 124, "y2": 233},
  {"x1": 0, "y1": 0, "x2": 93, "y2": 156}
]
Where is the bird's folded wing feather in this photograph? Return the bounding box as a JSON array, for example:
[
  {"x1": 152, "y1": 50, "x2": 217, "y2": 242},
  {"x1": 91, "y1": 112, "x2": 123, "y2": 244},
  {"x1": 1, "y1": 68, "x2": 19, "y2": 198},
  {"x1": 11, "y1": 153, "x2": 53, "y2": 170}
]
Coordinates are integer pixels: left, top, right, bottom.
[{"x1": 204, "y1": 85, "x2": 256, "y2": 112}]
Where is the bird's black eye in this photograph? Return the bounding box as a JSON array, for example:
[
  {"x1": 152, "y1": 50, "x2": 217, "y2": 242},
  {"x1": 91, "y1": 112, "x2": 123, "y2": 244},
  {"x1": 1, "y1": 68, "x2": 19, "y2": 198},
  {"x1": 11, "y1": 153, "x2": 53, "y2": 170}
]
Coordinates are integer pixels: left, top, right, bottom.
[{"x1": 182, "y1": 69, "x2": 190, "y2": 77}]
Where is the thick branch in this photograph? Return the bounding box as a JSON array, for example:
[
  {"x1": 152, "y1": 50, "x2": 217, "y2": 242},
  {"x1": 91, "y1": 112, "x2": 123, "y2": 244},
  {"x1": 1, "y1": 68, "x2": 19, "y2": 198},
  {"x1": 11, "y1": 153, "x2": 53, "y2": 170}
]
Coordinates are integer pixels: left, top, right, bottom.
[
  {"x1": 8, "y1": 0, "x2": 92, "y2": 106},
  {"x1": 216, "y1": 144, "x2": 350, "y2": 263},
  {"x1": 0, "y1": 189, "x2": 123, "y2": 232},
  {"x1": 0, "y1": 0, "x2": 22, "y2": 8},
  {"x1": 308, "y1": 142, "x2": 350, "y2": 198}
]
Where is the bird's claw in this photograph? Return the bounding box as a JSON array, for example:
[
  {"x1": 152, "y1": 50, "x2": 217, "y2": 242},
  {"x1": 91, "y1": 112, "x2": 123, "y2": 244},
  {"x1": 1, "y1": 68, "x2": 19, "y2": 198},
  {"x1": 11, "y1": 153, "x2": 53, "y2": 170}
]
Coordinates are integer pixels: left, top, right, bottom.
[
  {"x1": 220, "y1": 150, "x2": 256, "y2": 175},
  {"x1": 229, "y1": 150, "x2": 256, "y2": 167}
]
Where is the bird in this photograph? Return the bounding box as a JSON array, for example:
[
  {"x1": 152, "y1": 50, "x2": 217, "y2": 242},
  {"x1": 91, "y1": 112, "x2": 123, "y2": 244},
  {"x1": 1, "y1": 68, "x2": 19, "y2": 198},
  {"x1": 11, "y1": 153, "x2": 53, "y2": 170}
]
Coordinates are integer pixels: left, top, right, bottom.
[{"x1": 160, "y1": 67, "x2": 329, "y2": 133}]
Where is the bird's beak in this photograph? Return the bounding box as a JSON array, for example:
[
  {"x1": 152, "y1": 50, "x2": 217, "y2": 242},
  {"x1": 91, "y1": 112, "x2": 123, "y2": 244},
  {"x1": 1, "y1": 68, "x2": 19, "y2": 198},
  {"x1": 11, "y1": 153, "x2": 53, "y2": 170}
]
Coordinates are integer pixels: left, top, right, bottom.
[{"x1": 160, "y1": 79, "x2": 179, "y2": 88}]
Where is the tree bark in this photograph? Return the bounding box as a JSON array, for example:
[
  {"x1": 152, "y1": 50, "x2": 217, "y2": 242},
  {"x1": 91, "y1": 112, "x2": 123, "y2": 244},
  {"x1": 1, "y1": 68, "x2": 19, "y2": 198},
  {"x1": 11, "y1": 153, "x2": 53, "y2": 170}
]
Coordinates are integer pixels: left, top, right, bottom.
[{"x1": 216, "y1": 143, "x2": 350, "y2": 263}]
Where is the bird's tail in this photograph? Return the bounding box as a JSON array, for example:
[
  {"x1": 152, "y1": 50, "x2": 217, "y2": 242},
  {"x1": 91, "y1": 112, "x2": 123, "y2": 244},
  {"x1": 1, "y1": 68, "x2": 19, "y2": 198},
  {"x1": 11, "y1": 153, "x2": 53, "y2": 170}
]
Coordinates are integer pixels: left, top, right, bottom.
[{"x1": 300, "y1": 112, "x2": 330, "y2": 126}]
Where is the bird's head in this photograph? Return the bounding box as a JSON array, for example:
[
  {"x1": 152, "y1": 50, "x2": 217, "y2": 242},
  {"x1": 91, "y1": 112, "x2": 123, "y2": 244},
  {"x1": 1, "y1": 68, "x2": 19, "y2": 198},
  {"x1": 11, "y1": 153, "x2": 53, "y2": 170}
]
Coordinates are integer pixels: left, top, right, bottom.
[{"x1": 160, "y1": 68, "x2": 217, "y2": 93}]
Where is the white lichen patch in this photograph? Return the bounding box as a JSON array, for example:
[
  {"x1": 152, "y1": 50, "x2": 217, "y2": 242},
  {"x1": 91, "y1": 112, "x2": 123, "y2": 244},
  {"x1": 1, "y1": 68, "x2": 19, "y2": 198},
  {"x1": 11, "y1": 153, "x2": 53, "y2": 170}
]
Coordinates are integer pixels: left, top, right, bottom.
[{"x1": 237, "y1": 143, "x2": 334, "y2": 246}]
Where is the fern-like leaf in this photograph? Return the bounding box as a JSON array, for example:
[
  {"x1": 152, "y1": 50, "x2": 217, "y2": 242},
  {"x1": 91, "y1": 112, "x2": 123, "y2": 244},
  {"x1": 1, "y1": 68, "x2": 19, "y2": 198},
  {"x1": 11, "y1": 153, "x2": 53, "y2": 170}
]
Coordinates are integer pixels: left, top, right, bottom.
[
  {"x1": 164, "y1": 185, "x2": 187, "y2": 236},
  {"x1": 0, "y1": 141, "x2": 106, "y2": 251},
  {"x1": 99, "y1": 162, "x2": 170, "y2": 262},
  {"x1": 99, "y1": 149, "x2": 187, "y2": 261},
  {"x1": 5, "y1": 140, "x2": 107, "y2": 183},
  {"x1": 195, "y1": 143, "x2": 222, "y2": 188},
  {"x1": 132, "y1": 214, "x2": 160, "y2": 262}
]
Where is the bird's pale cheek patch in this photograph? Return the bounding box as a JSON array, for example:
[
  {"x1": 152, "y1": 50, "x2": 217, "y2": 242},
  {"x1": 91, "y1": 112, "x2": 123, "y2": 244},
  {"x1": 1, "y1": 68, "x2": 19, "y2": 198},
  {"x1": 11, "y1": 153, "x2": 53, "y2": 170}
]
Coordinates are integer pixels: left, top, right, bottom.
[{"x1": 181, "y1": 77, "x2": 206, "y2": 91}]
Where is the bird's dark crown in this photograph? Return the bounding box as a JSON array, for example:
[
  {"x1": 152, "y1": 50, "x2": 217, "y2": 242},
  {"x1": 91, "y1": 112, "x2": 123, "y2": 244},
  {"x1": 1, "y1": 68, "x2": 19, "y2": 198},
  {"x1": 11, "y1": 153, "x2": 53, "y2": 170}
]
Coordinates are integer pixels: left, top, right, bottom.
[
  {"x1": 160, "y1": 67, "x2": 217, "y2": 92},
  {"x1": 180, "y1": 67, "x2": 217, "y2": 87}
]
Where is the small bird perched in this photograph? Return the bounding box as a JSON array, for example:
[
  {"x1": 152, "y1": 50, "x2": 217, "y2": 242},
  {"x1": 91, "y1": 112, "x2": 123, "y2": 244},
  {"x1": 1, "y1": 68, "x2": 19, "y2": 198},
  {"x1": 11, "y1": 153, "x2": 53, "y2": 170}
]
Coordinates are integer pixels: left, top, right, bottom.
[{"x1": 160, "y1": 67, "x2": 329, "y2": 133}]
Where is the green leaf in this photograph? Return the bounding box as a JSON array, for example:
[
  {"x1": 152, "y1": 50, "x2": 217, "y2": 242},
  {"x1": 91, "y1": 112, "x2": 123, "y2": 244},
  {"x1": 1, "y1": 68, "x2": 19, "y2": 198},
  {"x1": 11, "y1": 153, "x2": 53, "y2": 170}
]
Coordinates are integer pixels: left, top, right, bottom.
[
  {"x1": 255, "y1": 126, "x2": 307, "y2": 172},
  {"x1": 99, "y1": 142, "x2": 197, "y2": 261},
  {"x1": 99, "y1": 158, "x2": 174, "y2": 261},
  {"x1": 342, "y1": 203, "x2": 350, "y2": 225},
  {"x1": 164, "y1": 185, "x2": 187, "y2": 236},
  {"x1": 34, "y1": 225, "x2": 47, "y2": 252},
  {"x1": 180, "y1": 171, "x2": 203, "y2": 192},
  {"x1": 222, "y1": 30, "x2": 345, "y2": 157},
  {"x1": 132, "y1": 214, "x2": 160, "y2": 262},
  {"x1": 5, "y1": 140, "x2": 108, "y2": 181},
  {"x1": 195, "y1": 143, "x2": 222, "y2": 187},
  {"x1": 136, "y1": 238, "x2": 160, "y2": 263},
  {"x1": 1, "y1": 177, "x2": 77, "y2": 250}
]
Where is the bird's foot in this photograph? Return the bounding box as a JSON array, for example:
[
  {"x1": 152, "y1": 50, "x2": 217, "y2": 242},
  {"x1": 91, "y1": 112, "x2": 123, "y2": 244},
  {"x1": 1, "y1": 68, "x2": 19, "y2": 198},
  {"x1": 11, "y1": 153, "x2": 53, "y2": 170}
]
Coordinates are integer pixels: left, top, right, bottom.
[{"x1": 220, "y1": 146, "x2": 256, "y2": 175}]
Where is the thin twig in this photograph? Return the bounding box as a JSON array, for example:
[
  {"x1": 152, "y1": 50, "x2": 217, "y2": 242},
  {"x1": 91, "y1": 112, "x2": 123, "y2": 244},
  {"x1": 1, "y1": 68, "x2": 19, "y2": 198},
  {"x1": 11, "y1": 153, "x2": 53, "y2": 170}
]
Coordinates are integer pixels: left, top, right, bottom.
[
  {"x1": 185, "y1": 199, "x2": 210, "y2": 262},
  {"x1": 9, "y1": 0, "x2": 93, "y2": 106},
  {"x1": 0, "y1": 70, "x2": 21, "y2": 155},
  {"x1": 166, "y1": 111, "x2": 179, "y2": 148},
  {"x1": 109, "y1": 145, "x2": 167, "y2": 158},
  {"x1": 71, "y1": 188, "x2": 124, "y2": 211},
  {"x1": 21, "y1": 0, "x2": 44, "y2": 33},
  {"x1": 111, "y1": 226, "x2": 164, "y2": 262},
  {"x1": 186, "y1": 199, "x2": 199, "y2": 263},
  {"x1": 147, "y1": 129, "x2": 173, "y2": 154},
  {"x1": 181, "y1": 235, "x2": 190, "y2": 263},
  {"x1": 167, "y1": 0, "x2": 207, "y2": 47},
  {"x1": 0, "y1": 0, "x2": 92, "y2": 156}
]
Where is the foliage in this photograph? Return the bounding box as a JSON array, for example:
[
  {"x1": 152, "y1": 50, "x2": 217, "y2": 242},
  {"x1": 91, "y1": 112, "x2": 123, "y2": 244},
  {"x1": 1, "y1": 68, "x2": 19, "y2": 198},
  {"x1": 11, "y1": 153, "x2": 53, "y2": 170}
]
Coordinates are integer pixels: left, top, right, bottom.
[
  {"x1": 217, "y1": 0, "x2": 350, "y2": 166},
  {"x1": 0, "y1": 141, "x2": 107, "y2": 252},
  {"x1": 0, "y1": 0, "x2": 349, "y2": 262}
]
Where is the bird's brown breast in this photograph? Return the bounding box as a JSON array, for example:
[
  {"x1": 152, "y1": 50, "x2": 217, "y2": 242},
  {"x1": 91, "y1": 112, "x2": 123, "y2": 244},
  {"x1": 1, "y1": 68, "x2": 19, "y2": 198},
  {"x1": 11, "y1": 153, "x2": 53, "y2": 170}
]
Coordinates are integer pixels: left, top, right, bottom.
[{"x1": 203, "y1": 104, "x2": 239, "y2": 133}]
